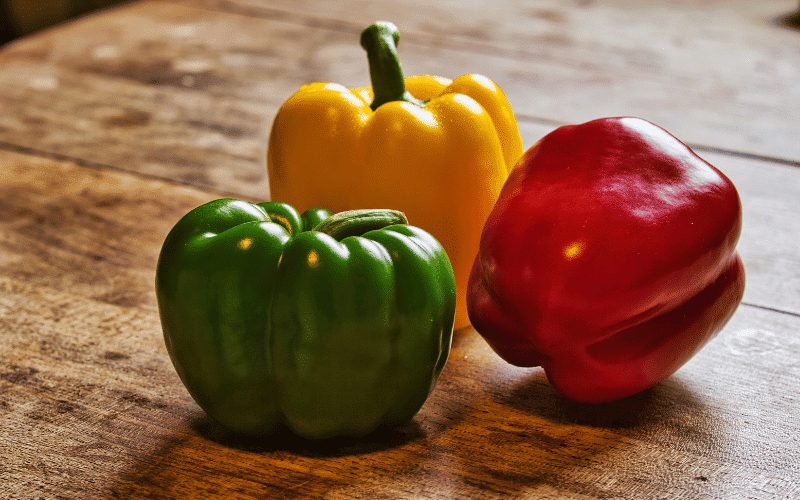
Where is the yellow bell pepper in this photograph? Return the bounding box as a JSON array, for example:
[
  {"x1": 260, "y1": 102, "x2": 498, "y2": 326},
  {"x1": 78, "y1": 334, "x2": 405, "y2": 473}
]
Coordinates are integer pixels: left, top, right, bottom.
[{"x1": 267, "y1": 21, "x2": 523, "y2": 330}]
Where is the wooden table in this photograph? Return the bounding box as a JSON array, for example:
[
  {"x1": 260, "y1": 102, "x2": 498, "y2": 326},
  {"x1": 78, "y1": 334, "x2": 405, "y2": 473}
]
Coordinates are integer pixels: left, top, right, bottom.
[{"x1": 2, "y1": 1, "x2": 799, "y2": 498}]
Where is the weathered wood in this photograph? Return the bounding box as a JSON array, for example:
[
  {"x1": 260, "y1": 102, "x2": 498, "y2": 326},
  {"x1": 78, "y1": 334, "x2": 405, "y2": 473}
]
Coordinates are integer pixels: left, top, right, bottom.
[
  {"x1": 2, "y1": 0, "x2": 800, "y2": 498},
  {"x1": 1, "y1": 144, "x2": 799, "y2": 500},
  {"x1": 177, "y1": 0, "x2": 800, "y2": 164},
  {"x1": 1, "y1": 0, "x2": 799, "y2": 203},
  {"x1": 688, "y1": 150, "x2": 800, "y2": 316}
]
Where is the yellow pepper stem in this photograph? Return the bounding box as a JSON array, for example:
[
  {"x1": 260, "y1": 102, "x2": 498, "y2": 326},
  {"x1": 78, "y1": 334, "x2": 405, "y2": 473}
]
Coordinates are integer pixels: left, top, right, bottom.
[{"x1": 360, "y1": 21, "x2": 425, "y2": 110}]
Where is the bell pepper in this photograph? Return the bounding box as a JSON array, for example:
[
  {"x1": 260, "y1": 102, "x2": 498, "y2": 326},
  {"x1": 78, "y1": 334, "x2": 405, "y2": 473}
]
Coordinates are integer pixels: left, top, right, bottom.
[
  {"x1": 267, "y1": 21, "x2": 523, "y2": 330},
  {"x1": 155, "y1": 199, "x2": 456, "y2": 439},
  {"x1": 467, "y1": 117, "x2": 745, "y2": 403}
]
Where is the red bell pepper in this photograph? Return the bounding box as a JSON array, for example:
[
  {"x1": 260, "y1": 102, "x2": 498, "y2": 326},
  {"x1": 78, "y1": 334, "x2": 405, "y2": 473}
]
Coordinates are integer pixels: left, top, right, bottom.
[{"x1": 467, "y1": 117, "x2": 745, "y2": 403}]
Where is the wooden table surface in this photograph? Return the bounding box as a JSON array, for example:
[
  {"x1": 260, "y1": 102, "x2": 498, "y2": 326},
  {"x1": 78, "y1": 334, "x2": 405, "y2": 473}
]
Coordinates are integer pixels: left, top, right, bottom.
[{"x1": 2, "y1": 1, "x2": 799, "y2": 498}]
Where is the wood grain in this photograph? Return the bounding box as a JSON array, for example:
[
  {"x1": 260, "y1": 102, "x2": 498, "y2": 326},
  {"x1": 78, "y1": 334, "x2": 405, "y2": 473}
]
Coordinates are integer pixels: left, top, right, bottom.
[
  {"x1": 1, "y1": 141, "x2": 799, "y2": 500},
  {"x1": 2, "y1": 0, "x2": 800, "y2": 498},
  {"x1": 178, "y1": 0, "x2": 800, "y2": 163},
  {"x1": 2, "y1": 1, "x2": 799, "y2": 202}
]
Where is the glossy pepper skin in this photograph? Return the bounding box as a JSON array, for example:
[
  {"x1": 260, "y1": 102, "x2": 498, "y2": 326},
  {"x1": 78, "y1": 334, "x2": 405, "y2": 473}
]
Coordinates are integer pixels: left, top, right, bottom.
[
  {"x1": 467, "y1": 117, "x2": 745, "y2": 403},
  {"x1": 267, "y1": 21, "x2": 523, "y2": 330},
  {"x1": 156, "y1": 199, "x2": 455, "y2": 439}
]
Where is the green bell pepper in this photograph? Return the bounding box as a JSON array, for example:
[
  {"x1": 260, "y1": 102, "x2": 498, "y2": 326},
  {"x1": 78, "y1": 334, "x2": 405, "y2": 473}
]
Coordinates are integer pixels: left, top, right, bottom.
[{"x1": 155, "y1": 199, "x2": 456, "y2": 439}]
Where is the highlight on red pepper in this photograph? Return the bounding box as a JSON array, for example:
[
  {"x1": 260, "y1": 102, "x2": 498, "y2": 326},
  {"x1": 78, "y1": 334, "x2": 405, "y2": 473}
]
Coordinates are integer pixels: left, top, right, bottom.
[{"x1": 467, "y1": 117, "x2": 745, "y2": 403}]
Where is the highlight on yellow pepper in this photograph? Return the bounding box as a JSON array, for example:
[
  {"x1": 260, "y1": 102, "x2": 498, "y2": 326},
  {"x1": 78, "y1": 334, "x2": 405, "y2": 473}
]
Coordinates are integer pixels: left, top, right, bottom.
[{"x1": 267, "y1": 21, "x2": 523, "y2": 330}]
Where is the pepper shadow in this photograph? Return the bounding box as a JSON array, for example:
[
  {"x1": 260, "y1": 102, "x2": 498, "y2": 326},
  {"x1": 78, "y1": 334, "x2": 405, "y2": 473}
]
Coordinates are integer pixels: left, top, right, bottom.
[
  {"x1": 500, "y1": 369, "x2": 723, "y2": 457},
  {"x1": 188, "y1": 412, "x2": 427, "y2": 457},
  {"x1": 106, "y1": 411, "x2": 433, "y2": 499},
  {"x1": 513, "y1": 370, "x2": 692, "y2": 421},
  {"x1": 436, "y1": 366, "x2": 723, "y2": 497},
  {"x1": 108, "y1": 330, "x2": 476, "y2": 498}
]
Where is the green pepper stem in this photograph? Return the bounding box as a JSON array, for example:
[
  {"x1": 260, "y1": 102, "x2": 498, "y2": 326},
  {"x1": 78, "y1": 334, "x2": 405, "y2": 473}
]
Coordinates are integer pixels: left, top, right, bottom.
[
  {"x1": 313, "y1": 209, "x2": 408, "y2": 240},
  {"x1": 360, "y1": 21, "x2": 424, "y2": 111}
]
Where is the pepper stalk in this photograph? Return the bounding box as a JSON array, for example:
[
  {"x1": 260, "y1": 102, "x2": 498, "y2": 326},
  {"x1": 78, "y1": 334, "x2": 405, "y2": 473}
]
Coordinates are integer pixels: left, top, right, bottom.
[{"x1": 360, "y1": 21, "x2": 425, "y2": 110}]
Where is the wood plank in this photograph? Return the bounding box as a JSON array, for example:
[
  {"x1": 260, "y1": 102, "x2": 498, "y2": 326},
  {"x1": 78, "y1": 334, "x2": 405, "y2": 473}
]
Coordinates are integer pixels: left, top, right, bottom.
[
  {"x1": 2, "y1": 1, "x2": 799, "y2": 498},
  {"x1": 0, "y1": 151, "x2": 212, "y2": 499},
  {"x1": 1, "y1": 150, "x2": 799, "y2": 499},
  {"x1": 711, "y1": 152, "x2": 800, "y2": 316},
  {"x1": 0, "y1": 150, "x2": 220, "y2": 311},
  {"x1": 0, "y1": 3, "x2": 277, "y2": 198},
  {"x1": 176, "y1": 0, "x2": 800, "y2": 163},
  {"x1": 5, "y1": 272, "x2": 799, "y2": 499},
  {"x1": 1, "y1": 0, "x2": 798, "y2": 205}
]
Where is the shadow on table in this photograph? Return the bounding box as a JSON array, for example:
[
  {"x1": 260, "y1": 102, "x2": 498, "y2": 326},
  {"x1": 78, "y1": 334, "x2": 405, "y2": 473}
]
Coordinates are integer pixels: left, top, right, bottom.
[
  {"x1": 106, "y1": 325, "x2": 722, "y2": 498},
  {"x1": 106, "y1": 414, "x2": 434, "y2": 499},
  {"x1": 106, "y1": 335, "x2": 475, "y2": 498},
  {"x1": 502, "y1": 371, "x2": 705, "y2": 430},
  {"x1": 507, "y1": 370, "x2": 725, "y2": 462},
  {"x1": 436, "y1": 369, "x2": 722, "y2": 496},
  {"x1": 188, "y1": 413, "x2": 427, "y2": 457}
]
